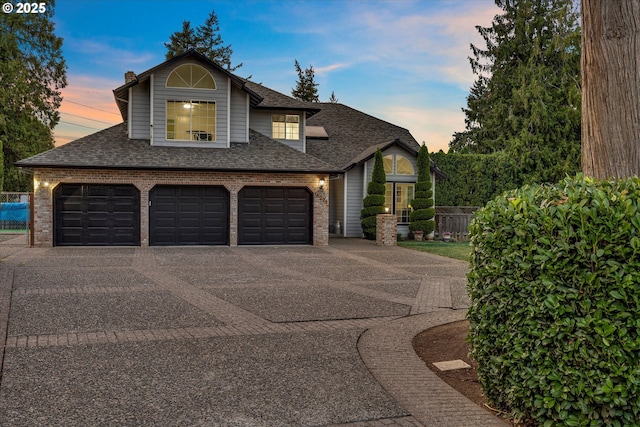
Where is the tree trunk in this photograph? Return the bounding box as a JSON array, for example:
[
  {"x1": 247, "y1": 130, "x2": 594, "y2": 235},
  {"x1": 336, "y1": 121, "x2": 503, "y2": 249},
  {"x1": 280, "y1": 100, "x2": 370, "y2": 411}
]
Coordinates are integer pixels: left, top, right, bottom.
[{"x1": 581, "y1": 0, "x2": 640, "y2": 179}]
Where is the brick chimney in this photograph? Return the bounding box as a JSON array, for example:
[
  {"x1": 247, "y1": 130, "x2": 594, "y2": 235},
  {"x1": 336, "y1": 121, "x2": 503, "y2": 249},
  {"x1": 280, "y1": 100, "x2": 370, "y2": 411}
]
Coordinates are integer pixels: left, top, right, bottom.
[{"x1": 124, "y1": 71, "x2": 136, "y2": 84}]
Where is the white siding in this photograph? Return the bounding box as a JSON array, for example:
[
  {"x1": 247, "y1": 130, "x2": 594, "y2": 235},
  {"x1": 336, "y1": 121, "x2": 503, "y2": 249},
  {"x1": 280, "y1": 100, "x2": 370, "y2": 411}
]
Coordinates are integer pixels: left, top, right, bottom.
[
  {"x1": 249, "y1": 110, "x2": 305, "y2": 152},
  {"x1": 130, "y1": 80, "x2": 150, "y2": 139},
  {"x1": 152, "y1": 59, "x2": 229, "y2": 148}
]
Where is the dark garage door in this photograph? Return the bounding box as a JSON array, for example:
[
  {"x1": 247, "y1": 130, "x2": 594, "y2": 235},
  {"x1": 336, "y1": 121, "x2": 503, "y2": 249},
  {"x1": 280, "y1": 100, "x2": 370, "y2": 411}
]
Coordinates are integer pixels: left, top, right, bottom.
[
  {"x1": 54, "y1": 184, "x2": 140, "y2": 246},
  {"x1": 149, "y1": 185, "x2": 229, "y2": 246},
  {"x1": 238, "y1": 187, "x2": 312, "y2": 245}
]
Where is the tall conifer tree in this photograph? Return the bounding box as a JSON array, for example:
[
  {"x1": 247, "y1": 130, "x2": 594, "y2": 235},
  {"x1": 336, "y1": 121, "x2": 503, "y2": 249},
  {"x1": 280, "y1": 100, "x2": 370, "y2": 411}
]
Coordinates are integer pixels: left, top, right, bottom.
[
  {"x1": 165, "y1": 10, "x2": 241, "y2": 71},
  {"x1": 452, "y1": 0, "x2": 581, "y2": 185},
  {"x1": 291, "y1": 60, "x2": 319, "y2": 102},
  {"x1": 0, "y1": 0, "x2": 67, "y2": 191}
]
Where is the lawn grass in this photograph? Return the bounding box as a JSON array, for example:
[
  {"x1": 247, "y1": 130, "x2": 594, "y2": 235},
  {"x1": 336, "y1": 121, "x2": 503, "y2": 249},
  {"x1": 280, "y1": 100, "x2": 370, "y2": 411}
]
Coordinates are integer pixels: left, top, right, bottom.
[{"x1": 398, "y1": 240, "x2": 472, "y2": 262}]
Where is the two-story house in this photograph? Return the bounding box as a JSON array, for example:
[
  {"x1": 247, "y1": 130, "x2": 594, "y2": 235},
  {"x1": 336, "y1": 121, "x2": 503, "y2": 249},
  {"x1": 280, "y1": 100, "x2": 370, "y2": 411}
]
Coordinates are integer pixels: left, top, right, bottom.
[{"x1": 17, "y1": 50, "x2": 443, "y2": 247}]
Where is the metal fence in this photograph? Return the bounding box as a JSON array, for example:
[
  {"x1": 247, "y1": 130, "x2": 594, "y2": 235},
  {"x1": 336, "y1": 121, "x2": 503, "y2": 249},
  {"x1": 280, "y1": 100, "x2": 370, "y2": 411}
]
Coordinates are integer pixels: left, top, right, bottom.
[
  {"x1": 0, "y1": 192, "x2": 31, "y2": 245},
  {"x1": 434, "y1": 206, "x2": 481, "y2": 240}
]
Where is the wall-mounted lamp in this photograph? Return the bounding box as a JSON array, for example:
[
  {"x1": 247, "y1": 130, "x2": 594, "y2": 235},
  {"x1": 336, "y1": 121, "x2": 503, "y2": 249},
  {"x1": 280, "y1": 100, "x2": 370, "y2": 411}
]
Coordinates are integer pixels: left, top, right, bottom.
[
  {"x1": 319, "y1": 178, "x2": 326, "y2": 189},
  {"x1": 385, "y1": 207, "x2": 390, "y2": 213},
  {"x1": 34, "y1": 180, "x2": 50, "y2": 191}
]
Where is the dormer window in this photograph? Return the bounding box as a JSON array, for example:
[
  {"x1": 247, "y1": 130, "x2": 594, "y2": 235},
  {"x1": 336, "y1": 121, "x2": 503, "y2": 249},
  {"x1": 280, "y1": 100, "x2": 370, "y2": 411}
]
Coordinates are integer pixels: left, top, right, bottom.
[
  {"x1": 272, "y1": 114, "x2": 300, "y2": 140},
  {"x1": 166, "y1": 64, "x2": 216, "y2": 89}
]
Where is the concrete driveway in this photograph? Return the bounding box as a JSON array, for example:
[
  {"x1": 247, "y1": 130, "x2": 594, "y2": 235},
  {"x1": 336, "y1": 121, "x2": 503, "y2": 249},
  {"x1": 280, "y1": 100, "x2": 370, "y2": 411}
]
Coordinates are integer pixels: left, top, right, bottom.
[{"x1": 0, "y1": 239, "x2": 502, "y2": 427}]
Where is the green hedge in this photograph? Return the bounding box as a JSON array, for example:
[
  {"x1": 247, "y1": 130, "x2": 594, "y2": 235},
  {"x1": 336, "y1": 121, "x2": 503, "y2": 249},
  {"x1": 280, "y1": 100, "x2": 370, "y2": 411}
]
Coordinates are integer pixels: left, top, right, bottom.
[
  {"x1": 467, "y1": 175, "x2": 640, "y2": 426},
  {"x1": 431, "y1": 151, "x2": 522, "y2": 206}
]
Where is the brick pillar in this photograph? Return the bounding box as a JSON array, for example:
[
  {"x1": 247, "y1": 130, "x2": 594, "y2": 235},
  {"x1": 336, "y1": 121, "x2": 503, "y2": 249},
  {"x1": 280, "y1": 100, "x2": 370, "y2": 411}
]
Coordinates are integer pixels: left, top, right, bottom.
[
  {"x1": 313, "y1": 186, "x2": 329, "y2": 246},
  {"x1": 376, "y1": 214, "x2": 397, "y2": 246},
  {"x1": 228, "y1": 185, "x2": 240, "y2": 246}
]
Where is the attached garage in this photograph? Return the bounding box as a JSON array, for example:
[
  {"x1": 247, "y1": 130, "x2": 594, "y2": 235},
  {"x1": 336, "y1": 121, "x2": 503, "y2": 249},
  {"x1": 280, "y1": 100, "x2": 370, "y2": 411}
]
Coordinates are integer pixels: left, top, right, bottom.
[
  {"x1": 54, "y1": 184, "x2": 140, "y2": 246},
  {"x1": 238, "y1": 187, "x2": 312, "y2": 245},
  {"x1": 149, "y1": 185, "x2": 229, "y2": 246}
]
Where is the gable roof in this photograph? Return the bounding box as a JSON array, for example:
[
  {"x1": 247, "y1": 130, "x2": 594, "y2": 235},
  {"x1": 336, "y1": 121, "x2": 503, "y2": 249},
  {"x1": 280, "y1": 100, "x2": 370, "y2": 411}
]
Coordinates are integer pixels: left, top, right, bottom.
[
  {"x1": 16, "y1": 123, "x2": 341, "y2": 174},
  {"x1": 306, "y1": 103, "x2": 445, "y2": 178},
  {"x1": 113, "y1": 50, "x2": 319, "y2": 121},
  {"x1": 305, "y1": 103, "x2": 421, "y2": 169},
  {"x1": 113, "y1": 50, "x2": 259, "y2": 121}
]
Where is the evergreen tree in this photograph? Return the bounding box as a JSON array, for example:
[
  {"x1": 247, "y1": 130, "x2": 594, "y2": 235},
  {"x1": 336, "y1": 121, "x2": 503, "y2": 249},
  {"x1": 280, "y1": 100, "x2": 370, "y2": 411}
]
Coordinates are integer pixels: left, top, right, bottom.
[
  {"x1": 360, "y1": 149, "x2": 386, "y2": 240},
  {"x1": 452, "y1": 0, "x2": 581, "y2": 184},
  {"x1": 291, "y1": 60, "x2": 319, "y2": 102},
  {"x1": 0, "y1": 0, "x2": 67, "y2": 191},
  {"x1": 165, "y1": 10, "x2": 241, "y2": 71},
  {"x1": 409, "y1": 145, "x2": 435, "y2": 235},
  {"x1": 329, "y1": 91, "x2": 338, "y2": 103}
]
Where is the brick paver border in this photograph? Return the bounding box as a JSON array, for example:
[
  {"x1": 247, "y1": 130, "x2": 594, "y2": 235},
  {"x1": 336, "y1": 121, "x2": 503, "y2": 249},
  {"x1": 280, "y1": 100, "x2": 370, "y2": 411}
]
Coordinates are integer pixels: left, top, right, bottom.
[{"x1": 358, "y1": 310, "x2": 507, "y2": 427}]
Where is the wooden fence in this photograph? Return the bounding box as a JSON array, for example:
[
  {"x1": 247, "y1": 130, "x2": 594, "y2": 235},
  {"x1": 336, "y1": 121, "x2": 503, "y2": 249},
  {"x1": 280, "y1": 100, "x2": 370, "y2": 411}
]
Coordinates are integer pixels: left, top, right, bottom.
[{"x1": 434, "y1": 206, "x2": 482, "y2": 240}]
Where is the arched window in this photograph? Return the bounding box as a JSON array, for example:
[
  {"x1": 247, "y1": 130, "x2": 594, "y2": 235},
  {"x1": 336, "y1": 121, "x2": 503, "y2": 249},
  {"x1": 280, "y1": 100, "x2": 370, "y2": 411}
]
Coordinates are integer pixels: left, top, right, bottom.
[
  {"x1": 383, "y1": 155, "x2": 394, "y2": 174},
  {"x1": 395, "y1": 155, "x2": 415, "y2": 175},
  {"x1": 166, "y1": 64, "x2": 216, "y2": 89}
]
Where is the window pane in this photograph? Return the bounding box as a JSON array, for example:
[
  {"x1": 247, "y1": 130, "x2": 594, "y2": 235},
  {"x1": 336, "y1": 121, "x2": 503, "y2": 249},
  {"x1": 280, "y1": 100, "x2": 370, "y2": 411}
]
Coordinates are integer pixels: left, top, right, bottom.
[
  {"x1": 395, "y1": 183, "x2": 415, "y2": 223},
  {"x1": 272, "y1": 115, "x2": 285, "y2": 139},
  {"x1": 286, "y1": 120, "x2": 299, "y2": 140},
  {"x1": 396, "y1": 156, "x2": 415, "y2": 175},
  {"x1": 273, "y1": 115, "x2": 297, "y2": 139},
  {"x1": 167, "y1": 64, "x2": 216, "y2": 89},
  {"x1": 166, "y1": 100, "x2": 215, "y2": 141},
  {"x1": 384, "y1": 183, "x2": 393, "y2": 213},
  {"x1": 383, "y1": 155, "x2": 393, "y2": 174}
]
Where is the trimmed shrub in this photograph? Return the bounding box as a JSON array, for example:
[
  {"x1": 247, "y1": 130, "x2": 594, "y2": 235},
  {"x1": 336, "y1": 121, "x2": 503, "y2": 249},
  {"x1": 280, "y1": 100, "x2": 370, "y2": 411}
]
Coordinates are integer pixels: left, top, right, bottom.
[
  {"x1": 363, "y1": 194, "x2": 385, "y2": 207},
  {"x1": 409, "y1": 144, "x2": 435, "y2": 234},
  {"x1": 468, "y1": 174, "x2": 640, "y2": 426},
  {"x1": 361, "y1": 148, "x2": 386, "y2": 239}
]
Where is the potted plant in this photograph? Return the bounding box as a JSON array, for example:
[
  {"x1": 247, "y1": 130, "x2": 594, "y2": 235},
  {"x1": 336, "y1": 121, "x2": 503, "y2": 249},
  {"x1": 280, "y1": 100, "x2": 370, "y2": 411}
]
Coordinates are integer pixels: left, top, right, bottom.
[{"x1": 443, "y1": 231, "x2": 452, "y2": 242}]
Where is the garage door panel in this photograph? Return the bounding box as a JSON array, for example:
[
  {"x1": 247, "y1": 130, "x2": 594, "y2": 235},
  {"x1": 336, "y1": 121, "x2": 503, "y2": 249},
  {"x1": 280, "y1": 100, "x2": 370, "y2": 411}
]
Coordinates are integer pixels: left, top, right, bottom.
[
  {"x1": 265, "y1": 217, "x2": 284, "y2": 228},
  {"x1": 54, "y1": 184, "x2": 140, "y2": 246},
  {"x1": 287, "y1": 217, "x2": 308, "y2": 228},
  {"x1": 238, "y1": 187, "x2": 312, "y2": 245},
  {"x1": 149, "y1": 185, "x2": 229, "y2": 246}
]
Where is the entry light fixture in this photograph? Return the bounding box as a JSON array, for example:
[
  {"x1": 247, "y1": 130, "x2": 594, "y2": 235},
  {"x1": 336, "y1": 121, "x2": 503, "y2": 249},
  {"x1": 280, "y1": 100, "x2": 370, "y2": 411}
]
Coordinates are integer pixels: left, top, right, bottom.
[{"x1": 319, "y1": 178, "x2": 326, "y2": 189}]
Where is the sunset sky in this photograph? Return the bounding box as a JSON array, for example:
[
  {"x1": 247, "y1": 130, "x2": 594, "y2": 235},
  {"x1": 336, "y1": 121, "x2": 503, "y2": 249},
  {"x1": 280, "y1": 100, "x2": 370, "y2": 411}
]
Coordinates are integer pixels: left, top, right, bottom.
[{"x1": 52, "y1": 0, "x2": 500, "y2": 152}]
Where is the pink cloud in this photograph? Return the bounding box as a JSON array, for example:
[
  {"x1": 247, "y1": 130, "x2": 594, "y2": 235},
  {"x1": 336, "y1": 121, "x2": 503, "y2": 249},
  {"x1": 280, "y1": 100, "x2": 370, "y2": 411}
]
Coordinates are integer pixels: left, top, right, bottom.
[{"x1": 54, "y1": 75, "x2": 123, "y2": 146}]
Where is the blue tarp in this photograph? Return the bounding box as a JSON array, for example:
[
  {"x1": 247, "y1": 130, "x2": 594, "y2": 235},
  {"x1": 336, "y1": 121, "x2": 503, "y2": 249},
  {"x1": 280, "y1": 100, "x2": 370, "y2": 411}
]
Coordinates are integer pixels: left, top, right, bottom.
[{"x1": 0, "y1": 203, "x2": 29, "y2": 222}]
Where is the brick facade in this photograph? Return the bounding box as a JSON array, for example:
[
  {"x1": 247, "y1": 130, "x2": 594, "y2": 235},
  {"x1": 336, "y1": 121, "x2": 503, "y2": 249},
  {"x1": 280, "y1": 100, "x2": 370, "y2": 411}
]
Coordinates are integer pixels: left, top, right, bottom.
[{"x1": 32, "y1": 168, "x2": 329, "y2": 247}]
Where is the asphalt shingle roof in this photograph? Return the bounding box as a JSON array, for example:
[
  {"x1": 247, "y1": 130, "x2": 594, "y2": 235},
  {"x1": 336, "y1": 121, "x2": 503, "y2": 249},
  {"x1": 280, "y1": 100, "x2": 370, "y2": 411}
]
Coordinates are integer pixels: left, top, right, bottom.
[
  {"x1": 16, "y1": 123, "x2": 340, "y2": 174},
  {"x1": 243, "y1": 81, "x2": 320, "y2": 116},
  {"x1": 305, "y1": 103, "x2": 421, "y2": 169}
]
